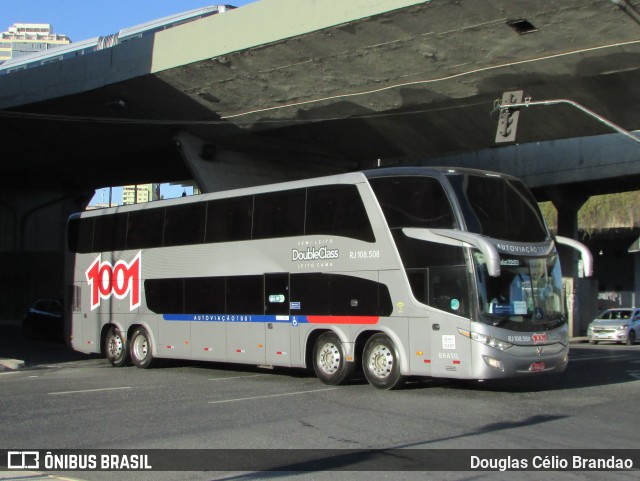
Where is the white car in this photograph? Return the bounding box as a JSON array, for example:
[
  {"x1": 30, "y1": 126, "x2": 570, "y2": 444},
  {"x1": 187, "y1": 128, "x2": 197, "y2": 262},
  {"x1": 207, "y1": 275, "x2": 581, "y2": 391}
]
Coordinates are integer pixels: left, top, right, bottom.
[{"x1": 587, "y1": 308, "x2": 640, "y2": 345}]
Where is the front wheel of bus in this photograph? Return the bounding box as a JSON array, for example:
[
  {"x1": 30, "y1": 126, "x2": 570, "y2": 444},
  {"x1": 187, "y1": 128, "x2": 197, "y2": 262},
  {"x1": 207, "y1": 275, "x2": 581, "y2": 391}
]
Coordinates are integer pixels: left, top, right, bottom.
[
  {"x1": 362, "y1": 333, "x2": 404, "y2": 390},
  {"x1": 130, "y1": 327, "x2": 154, "y2": 369},
  {"x1": 312, "y1": 332, "x2": 354, "y2": 385},
  {"x1": 105, "y1": 326, "x2": 130, "y2": 367}
]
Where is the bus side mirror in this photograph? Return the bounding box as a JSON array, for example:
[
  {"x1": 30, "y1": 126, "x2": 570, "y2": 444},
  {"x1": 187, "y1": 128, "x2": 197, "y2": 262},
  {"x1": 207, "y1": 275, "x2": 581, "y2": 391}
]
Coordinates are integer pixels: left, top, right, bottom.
[{"x1": 555, "y1": 236, "x2": 593, "y2": 277}]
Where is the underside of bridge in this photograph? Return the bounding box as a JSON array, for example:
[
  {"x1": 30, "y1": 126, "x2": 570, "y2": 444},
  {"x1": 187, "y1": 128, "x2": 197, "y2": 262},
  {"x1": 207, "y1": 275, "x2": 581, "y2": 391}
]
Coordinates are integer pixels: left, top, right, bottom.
[{"x1": 0, "y1": 0, "x2": 639, "y2": 317}]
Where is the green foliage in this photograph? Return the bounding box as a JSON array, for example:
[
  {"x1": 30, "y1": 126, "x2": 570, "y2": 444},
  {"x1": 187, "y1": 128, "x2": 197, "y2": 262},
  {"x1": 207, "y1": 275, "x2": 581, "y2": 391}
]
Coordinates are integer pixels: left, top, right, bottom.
[{"x1": 538, "y1": 192, "x2": 640, "y2": 234}]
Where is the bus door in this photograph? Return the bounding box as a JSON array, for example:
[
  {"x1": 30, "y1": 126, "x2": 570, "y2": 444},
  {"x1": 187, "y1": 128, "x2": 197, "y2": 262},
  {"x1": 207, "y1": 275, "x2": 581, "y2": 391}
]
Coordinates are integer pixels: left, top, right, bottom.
[
  {"x1": 427, "y1": 266, "x2": 472, "y2": 378},
  {"x1": 265, "y1": 273, "x2": 296, "y2": 367}
]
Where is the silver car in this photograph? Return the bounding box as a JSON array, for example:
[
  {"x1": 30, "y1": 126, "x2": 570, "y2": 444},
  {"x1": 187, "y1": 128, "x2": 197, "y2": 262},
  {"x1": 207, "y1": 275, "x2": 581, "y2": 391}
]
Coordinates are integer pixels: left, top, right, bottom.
[{"x1": 587, "y1": 308, "x2": 640, "y2": 345}]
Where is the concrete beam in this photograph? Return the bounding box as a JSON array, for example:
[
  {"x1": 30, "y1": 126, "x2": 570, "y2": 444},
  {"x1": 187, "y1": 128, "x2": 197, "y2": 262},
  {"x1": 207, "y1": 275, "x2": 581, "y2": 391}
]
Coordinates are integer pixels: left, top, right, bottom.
[
  {"x1": 150, "y1": 0, "x2": 431, "y2": 73},
  {"x1": 176, "y1": 131, "x2": 353, "y2": 192},
  {"x1": 424, "y1": 130, "x2": 640, "y2": 191}
]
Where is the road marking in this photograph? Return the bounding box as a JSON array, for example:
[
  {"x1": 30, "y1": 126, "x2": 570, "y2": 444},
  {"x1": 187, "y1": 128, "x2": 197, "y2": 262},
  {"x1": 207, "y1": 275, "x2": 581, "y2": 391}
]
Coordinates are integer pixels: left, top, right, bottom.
[
  {"x1": 208, "y1": 374, "x2": 267, "y2": 381},
  {"x1": 208, "y1": 387, "x2": 339, "y2": 404},
  {"x1": 48, "y1": 386, "x2": 132, "y2": 396}
]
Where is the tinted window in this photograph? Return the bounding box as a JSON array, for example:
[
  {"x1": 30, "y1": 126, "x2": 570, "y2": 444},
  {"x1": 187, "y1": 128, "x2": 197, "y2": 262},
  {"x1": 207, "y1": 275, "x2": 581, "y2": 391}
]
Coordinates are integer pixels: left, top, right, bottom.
[
  {"x1": 369, "y1": 177, "x2": 455, "y2": 229},
  {"x1": 93, "y1": 212, "x2": 128, "y2": 252},
  {"x1": 392, "y1": 231, "x2": 466, "y2": 269},
  {"x1": 393, "y1": 231, "x2": 469, "y2": 317},
  {"x1": 306, "y1": 185, "x2": 375, "y2": 242},
  {"x1": 127, "y1": 208, "x2": 164, "y2": 250},
  {"x1": 330, "y1": 275, "x2": 385, "y2": 316},
  {"x1": 206, "y1": 196, "x2": 253, "y2": 243},
  {"x1": 289, "y1": 273, "x2": 392, "y2": 316},
  {"x1": 448, "y1": 174, "x2": 548, "y2": 242},
  {"x1": 164, "y1": 203, "x2": 206, "y2": 247},
  {"x1": 68, "y1": 217, "x2": 94, "y2": 253},
  {"x1": 226, "y1": 275, "x2": 264, "y2": 314},
  {"x1": 145, "y1": 278, "x2": 184, "y2": 313},
  {"x1": 253, "y1": 190, "x2": 305, "y2": 239},
  {"x1": 290, "y1": 273, "x2": 331, "y2": 315},
  {"x1": 184, "y1": 277, "x2": 225, "y2": 314}
]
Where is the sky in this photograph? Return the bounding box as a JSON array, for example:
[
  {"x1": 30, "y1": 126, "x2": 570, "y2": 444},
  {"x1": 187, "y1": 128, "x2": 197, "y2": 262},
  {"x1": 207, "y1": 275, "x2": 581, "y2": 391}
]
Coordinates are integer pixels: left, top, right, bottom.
[
  {"x1": 2, "y1": 0, "x2": 258, "y2": 43},
  {"x1": 2, "y1": 1, "x2": 259, "y2": 205}
]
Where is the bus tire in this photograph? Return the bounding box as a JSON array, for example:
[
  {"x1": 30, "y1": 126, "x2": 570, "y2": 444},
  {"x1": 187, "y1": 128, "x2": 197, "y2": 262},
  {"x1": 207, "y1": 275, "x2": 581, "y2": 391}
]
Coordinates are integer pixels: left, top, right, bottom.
[
  {"x1": 130, "y1": 327, "x2": 154, "y2": 369},
  {"x1": 362, "y1": 333, "x2": 404, "y2": 390},
  {"x1": 105, "y1": 326, "x2": 130, "y2": 367},
  {"x1": 312, "y1": 332, "x2": 354, "y2": 386}
]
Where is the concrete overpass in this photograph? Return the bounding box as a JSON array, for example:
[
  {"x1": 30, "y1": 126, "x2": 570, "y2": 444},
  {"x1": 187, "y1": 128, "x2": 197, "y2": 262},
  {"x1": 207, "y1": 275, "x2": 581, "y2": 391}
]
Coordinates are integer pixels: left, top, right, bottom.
[{"x1": 1, "y1": 0, "x2": 640, "y2": 317}]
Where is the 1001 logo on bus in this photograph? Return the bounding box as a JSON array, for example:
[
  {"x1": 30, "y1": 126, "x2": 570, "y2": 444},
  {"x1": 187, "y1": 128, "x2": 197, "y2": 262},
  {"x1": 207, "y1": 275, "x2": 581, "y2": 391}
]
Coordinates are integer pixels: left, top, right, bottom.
[{"x1": 85, "y1": 253, "x2": 141, "y2": 311}]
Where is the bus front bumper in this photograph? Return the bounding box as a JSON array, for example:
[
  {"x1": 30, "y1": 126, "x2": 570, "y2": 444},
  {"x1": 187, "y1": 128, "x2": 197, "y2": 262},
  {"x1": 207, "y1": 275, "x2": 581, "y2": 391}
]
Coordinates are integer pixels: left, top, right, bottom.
[{"x1": 473, "y1": 342, "x2": 569, "y2": 379}]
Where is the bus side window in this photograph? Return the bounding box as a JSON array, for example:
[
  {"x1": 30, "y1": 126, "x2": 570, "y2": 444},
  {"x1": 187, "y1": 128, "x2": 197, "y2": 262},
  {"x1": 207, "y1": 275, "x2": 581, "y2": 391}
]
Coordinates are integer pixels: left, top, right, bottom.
[
  {"x1": 205, "y1": 196, "x2": 253, "y2": 243},
  {"x1": 68, "y1": 217, "x2": 94, "y2": 253},
  {"x1": 253, "y1": 190, "x2": 305, "y2": 239},
  {"x1": 127, "y1": 208, "x2": 164, "y2": 250},
  {"x1": 306, "y1": 185, "x2": 375, "y2": 242},
  {"x1": 184, "y1": 277, "x2": 225, "y2": 314},
  {"x1": 164, "y1": 203, "x2": 206, "y2": 247},
  {"x1": 226, "y1": 275, "x2": 264, "y2": 315},
  {"x1": 93, "y1": 212, "x2": 128, "y2": 252}
]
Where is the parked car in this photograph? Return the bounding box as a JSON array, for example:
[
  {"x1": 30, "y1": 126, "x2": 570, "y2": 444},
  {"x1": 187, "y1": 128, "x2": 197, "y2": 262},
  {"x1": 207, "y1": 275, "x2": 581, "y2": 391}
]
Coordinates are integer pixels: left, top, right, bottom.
[
  {"x1": 22, "y1": 299, "x2": 64, "y2": 340},
  {"x1": 587, "y1": 308, "x2": 640, "y2": 345}
]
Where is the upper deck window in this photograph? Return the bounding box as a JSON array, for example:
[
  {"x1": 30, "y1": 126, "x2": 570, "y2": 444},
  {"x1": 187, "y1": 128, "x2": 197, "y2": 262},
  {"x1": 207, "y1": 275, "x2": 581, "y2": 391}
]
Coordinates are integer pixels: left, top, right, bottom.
[
  {"x1": 448, "y1": 174, "x2": 548, "y2": 242},
  {"x1": 368, "y1": 176, "x2": 456, "y2": 229}
]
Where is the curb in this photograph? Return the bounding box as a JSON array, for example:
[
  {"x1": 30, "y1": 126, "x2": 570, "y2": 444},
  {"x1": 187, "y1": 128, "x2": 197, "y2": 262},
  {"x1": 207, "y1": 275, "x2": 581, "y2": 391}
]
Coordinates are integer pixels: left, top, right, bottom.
[{"x1": 0, "y1": 358, "x2": 25, "y2": 372}]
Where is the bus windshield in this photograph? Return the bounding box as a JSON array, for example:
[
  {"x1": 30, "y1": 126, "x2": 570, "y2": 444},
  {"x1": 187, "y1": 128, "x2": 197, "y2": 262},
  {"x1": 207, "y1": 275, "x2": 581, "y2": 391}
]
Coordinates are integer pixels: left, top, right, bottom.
[
  {"x1": 474, "y1": 252, "x2": 564, "y2": 325},
  {"x1": 448, "y1": 173, "x2": 549, "y2": 243}
]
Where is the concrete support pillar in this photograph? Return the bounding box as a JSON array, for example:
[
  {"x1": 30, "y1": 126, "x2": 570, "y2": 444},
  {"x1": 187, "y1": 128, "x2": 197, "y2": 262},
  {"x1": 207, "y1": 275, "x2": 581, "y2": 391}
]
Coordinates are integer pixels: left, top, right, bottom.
[
  {"x1": 548, "y1": 189, "x2": 589, "y2": 276},
  {"x1": 0, "y1": 188, "x2": 90, "y2": 319},
  {"x1": 546, "y1": 188, "x2": 597, "y2": 336}
]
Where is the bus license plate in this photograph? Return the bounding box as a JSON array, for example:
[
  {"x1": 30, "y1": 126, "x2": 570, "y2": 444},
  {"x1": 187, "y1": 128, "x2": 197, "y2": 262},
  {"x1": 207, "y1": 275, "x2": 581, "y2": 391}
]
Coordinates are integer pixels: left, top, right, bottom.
[{"x1": 529, "y1": 362, "x2": 546, "y2": 372}]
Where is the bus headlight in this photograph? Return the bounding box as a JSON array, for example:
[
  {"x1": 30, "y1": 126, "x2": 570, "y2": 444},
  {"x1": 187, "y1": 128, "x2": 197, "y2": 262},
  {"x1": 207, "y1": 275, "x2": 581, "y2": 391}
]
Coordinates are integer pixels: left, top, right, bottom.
[{"x1": 458, "y1": 328, "x2": 513, "y2": 351}]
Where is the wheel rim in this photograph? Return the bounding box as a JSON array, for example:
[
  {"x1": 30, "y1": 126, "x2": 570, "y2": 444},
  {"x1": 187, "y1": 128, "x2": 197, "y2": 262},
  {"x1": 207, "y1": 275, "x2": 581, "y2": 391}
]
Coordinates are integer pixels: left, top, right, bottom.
[
  {"x1": 108, "y1": 333, "x2": 123, "y2": 360},
  {"x1": 367, "y1": 344, "x2": 393, "y2": 379},
  {"x1": 317, "y1": 342, "x2": 341, "y2": 376},
  {"x1": 133, "y1": 334, "x2": 148, "y2": 361}
]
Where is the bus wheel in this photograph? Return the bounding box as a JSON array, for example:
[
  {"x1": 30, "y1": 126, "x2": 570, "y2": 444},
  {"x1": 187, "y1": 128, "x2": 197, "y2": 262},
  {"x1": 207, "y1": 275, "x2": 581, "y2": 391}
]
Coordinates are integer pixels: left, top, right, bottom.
[
  {"x1": 313, "y1": 332, "x2": 354, "y2": 385},
  {"x1": 105, "y1": 326, "x2": 130, "y2": 367},
  {"x1": 130, "y1": 327, "x2": 154, "y2": 369},
  {"x1": 362, "y1": 333, "x2": 404, "y2": 390}
]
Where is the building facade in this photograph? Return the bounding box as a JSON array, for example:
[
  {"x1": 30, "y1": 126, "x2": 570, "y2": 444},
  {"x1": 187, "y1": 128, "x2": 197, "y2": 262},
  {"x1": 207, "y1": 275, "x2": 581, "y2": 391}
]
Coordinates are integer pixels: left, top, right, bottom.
[
  {"x1": 122, "y1": 184, "x2": 160, "y2": 205},
  {"x1": 0, "y1": 24, "x2": 70, "y2": 63}
]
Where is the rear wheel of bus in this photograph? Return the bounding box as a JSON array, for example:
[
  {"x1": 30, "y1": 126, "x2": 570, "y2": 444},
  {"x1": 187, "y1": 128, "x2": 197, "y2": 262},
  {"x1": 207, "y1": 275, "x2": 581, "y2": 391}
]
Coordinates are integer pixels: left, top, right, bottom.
[
  {"x1": 362, "y1": 333, "x2": 404, "y2": 390},
  {"x1": 312, "y1": 331, "x2": 355, "y2": 385},
  {"x1": 105, "y1": 326, "x2": 130, "y2": 367},
  {"x1": 130, "y1": 326, "x2": 155, "y2": 368}
]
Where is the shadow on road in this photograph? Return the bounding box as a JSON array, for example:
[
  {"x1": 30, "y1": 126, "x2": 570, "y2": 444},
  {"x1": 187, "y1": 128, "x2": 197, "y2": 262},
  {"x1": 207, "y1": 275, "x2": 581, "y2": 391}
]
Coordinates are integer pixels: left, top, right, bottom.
[{"x1": 0, "y1": 319, "x2": 91, "y2": 368}]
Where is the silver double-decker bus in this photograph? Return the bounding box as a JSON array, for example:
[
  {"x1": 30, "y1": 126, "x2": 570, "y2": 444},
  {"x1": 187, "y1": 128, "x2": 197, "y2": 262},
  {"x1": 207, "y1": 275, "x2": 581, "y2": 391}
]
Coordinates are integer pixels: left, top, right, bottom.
[{"x1": 66, "y1": 167, "x2": 592, "y2": 389}]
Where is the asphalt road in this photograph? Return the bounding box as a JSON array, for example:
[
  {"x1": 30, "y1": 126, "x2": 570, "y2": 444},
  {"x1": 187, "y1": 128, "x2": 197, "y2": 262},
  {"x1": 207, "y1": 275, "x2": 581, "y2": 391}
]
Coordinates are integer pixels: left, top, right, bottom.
[{"x1": 1, "y1": 320, "x2": 640, "y2": 481}]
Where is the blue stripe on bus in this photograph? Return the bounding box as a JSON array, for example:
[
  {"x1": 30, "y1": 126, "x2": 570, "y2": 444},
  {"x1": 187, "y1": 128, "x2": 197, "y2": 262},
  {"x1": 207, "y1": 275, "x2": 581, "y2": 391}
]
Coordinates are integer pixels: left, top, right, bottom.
[
  {"x1": 162, "y1": 314, "x2": 381, "y2": 325},
  {"x1": 163, "y1": 314, "x2": 302, "y2": 323}
]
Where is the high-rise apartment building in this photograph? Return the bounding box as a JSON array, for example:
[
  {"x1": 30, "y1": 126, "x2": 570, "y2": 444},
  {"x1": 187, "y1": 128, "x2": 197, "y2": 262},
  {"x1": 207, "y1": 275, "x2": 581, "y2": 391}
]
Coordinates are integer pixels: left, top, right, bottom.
[
  {"x1": 0, "y1": 24, "x2": 71, "y2": 63},
  {"x1": 122, "y1": 184, "x2": 160, "y2": 205}
]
